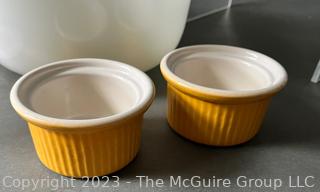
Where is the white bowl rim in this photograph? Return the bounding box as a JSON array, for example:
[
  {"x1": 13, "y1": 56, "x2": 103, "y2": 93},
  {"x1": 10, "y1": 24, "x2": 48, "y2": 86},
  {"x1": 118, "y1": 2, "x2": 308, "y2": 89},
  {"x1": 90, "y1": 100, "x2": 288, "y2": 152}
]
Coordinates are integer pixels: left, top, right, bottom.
[
  {"x1": 160, "y1": 44, "x2": 288, "y2": 99},
  {"x1": 10, "y1": 58, "x2": 155, "y2": 129}
]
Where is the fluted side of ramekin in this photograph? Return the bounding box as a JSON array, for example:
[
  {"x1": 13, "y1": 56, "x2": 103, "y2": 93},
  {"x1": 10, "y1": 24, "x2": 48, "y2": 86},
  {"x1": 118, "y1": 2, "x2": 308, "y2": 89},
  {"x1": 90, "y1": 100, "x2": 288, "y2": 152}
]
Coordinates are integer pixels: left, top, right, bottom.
[
  {"x1": 28, "y1": 115, "x2": 142, "y2": 177},
  {"x1": 167, "y1": 84, "x2": 270, "y2": 146}
]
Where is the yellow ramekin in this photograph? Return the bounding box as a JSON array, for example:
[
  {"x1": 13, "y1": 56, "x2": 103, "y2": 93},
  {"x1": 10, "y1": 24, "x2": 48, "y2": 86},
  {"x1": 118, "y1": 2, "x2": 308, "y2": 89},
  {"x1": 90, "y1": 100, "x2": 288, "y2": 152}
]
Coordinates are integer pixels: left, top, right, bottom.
[
  {"x1": 160, "y1": 45, "x2": 287, "y2": 146},
  {"x1": 10, "y1": 59, "x2": 155, "y2": 177}
]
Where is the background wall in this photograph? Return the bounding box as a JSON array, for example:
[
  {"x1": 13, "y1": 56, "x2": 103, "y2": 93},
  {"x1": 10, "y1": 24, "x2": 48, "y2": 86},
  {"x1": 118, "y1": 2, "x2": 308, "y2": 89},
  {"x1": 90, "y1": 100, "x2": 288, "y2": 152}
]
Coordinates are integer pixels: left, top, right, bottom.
[
  {"x1": 188, "y1": 0, "x2": 257, "y2": 21},
  {"x1": 188, "y1": 0, "x2": 232, "y2": 21}
]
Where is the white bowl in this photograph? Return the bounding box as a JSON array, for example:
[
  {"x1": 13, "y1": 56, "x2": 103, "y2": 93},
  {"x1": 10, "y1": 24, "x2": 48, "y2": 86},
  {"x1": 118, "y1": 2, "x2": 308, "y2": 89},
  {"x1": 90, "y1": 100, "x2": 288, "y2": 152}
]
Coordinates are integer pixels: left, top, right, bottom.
[{"x1": 0, "y1": 0, "x2": 190, "y2": 74}]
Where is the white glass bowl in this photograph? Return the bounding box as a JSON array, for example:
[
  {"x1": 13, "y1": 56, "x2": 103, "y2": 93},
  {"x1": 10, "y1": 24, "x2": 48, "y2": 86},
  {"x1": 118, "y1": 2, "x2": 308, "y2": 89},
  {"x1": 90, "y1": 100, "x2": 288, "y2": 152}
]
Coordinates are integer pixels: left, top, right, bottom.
[{"x1": 0, "y1": 0, "x2": 190, "y2": 74}]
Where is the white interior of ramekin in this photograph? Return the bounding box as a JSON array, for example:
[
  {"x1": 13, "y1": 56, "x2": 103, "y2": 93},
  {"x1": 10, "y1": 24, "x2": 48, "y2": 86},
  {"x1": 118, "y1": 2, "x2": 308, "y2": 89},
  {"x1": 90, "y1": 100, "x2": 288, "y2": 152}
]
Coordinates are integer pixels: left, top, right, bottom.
[
  {"x1": 10, "y1": 59, "x2": 154, "y2": 128},
  {"x1": 161, "y1": 45, "x2": 287, "y2": 98}
]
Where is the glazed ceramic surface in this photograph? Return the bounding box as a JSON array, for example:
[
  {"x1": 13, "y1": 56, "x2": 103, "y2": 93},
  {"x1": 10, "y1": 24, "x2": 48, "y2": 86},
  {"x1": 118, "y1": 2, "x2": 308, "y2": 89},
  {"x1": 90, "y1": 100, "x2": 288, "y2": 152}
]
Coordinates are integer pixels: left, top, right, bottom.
[
  {"x1": 0, "y1": 0, "x2": 190, "y2": 74},
  {"x1": 10, "y1": 59, "x2": 155, "y2": 177},
  {"x1": 161, "y1": 45, "x2": 287, "y2": 146}
]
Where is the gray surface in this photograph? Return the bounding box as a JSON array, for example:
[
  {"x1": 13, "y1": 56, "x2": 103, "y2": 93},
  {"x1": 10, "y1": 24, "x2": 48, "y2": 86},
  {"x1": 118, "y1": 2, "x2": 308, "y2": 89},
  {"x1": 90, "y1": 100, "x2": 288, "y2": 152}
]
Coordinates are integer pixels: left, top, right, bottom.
[{"x1": 1, "y1": 0, "x2": 320, "y2": 191}]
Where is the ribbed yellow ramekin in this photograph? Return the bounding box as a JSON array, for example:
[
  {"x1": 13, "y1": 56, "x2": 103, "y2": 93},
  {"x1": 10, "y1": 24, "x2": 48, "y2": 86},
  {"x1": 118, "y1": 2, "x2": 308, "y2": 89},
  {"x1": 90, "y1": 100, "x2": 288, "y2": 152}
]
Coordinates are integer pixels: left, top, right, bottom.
[
  {"x1": 10, "y1": 59, "x2": 155, "y2": 177},
  {"x1": 167, "y1": 84, "x2": 271, "y2": 146},
  {"x1": 28, "y1": 116, "x2": 142, "y2": 178},
  {"x1": 161, "y1": 45, "x2": 287, "y2": 146}
]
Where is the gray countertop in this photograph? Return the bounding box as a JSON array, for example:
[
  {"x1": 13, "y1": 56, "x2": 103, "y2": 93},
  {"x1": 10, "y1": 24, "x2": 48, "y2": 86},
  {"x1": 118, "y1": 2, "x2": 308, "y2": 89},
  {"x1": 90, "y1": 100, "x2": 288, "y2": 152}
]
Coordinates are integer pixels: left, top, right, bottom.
[{"x1": 1, "y1": 0, "x2": 320, "y2": 191}]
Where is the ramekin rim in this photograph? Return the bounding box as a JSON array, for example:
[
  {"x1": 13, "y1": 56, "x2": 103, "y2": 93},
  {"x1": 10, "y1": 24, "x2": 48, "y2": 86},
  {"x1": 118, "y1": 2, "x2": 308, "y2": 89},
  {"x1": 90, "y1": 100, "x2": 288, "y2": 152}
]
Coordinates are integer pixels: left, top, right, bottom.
[
  {"x1": 160, "y1": 44, "x2": 288, "y2": 100},
  {"x1": 10, "y1": 58, "x2": 155, "y2": 129}
]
